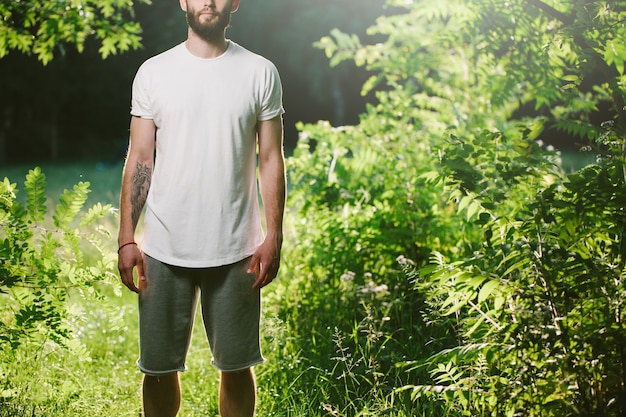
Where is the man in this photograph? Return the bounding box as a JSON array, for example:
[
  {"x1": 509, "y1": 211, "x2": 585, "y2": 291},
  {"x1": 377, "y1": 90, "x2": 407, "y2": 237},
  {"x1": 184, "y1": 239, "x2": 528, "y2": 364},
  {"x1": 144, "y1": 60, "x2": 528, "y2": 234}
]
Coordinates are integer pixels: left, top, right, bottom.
[{"x1": 117, "y1": 0, "x2": 285, "y2": 415}]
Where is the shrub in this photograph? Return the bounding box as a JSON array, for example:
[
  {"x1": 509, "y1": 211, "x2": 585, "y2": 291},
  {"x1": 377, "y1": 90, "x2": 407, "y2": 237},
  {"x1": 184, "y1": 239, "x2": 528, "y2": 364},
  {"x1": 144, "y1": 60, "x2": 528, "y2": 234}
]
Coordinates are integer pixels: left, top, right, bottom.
[
  {"x1": 402, "y1": 123, "x2": 626, "y2": 416},
  {"x1": 272, "y1": 0, "x2": 626, "y2": 414},
  {"x1": 0, "y1": 167, "x2": 117, "y2": 412}
]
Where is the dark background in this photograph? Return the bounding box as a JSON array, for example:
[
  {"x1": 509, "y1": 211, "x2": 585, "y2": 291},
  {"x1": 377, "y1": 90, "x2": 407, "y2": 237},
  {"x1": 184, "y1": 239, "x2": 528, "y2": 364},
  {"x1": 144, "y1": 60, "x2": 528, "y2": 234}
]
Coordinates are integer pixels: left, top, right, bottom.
[{"x1": 0, "y1": 0, "x2": 392, "y2": 166}]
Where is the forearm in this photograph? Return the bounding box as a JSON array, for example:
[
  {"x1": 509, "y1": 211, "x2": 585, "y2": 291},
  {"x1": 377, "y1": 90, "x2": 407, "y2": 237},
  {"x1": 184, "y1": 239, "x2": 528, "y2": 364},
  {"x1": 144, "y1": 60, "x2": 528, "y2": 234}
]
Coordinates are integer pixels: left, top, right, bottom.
[
  {"x1": 118, "y1": 116, "x2": 156, "y2": 246},
  {"x1": 256, "y1": 115, "x2": 285, "y2": 250},
  {"x1": 118, "y1": 160, "x2": 152, "y2": 245},
  {"x1": 259, "y1": 154, "x2": 286, "y2": 245}
]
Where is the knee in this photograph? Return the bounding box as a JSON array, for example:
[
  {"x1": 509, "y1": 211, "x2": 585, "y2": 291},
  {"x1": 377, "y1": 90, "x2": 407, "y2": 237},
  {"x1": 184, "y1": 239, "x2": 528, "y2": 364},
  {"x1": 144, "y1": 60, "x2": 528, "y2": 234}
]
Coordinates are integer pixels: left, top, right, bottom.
[
  {"x1": 221, "y1": 368, "x2": 254, "y2": 386},
  {"x1": 221, "y1": 368, "x2": 252, "y2": 378},
  {"x1": 144, "y1": 372, "x2": 179, "y2": 386}
]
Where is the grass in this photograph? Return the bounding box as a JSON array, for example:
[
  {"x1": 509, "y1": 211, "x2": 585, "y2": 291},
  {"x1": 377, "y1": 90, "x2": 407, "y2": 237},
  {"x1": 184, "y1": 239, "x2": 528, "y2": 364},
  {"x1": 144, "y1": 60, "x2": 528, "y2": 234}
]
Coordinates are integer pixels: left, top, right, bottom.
[
  {"x1": 0, "y1": 159, "x2": 317, "y2": 416},
  {"x1": 0, "y1": 151, "x2": 600, "y2": 416},
  {"x1": 0, "y1": 160, "x2": 226, "y2": 416}
]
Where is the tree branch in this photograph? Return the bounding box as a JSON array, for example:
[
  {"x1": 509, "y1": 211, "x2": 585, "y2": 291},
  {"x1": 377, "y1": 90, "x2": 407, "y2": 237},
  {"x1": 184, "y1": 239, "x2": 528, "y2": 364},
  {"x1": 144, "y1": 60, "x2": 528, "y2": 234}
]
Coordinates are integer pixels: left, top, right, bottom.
[{"x1": 526, "y1": 0, "x2": 573, "y2": 25}]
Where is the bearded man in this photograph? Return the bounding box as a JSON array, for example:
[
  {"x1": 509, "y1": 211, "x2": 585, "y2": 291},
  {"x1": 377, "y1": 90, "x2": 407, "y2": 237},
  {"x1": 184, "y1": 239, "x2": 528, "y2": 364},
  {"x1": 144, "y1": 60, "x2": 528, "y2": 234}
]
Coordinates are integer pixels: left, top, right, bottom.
[{"x1": 117, "y1": 0, "x2": 286, "y2": 415}]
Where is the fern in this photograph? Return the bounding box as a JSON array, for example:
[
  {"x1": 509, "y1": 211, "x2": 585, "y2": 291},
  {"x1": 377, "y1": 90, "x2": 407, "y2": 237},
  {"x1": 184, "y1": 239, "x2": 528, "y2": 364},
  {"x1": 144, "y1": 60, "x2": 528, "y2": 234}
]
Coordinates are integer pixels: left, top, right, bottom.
[
  {"x1": 554, "y1": 119, "x2": 600, "y2": 141},
  {"x1": 52, "y1": 181, "x2": 90, "y2": 228},
  {"x1": 80, "y1": 202, "x2": 115, "y2": 229},
  {"x1": 0, "y1": 170, "x2": 116, "y2": 354},
  {"x1": 24, "y1": 167, "x2": 47, "y2": 223}
]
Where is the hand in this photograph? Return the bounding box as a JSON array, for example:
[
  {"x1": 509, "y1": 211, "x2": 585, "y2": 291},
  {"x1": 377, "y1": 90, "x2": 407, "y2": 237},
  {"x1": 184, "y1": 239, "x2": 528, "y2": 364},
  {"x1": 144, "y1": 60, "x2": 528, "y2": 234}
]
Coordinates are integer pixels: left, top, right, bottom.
[
  {"x1": 248, "y1": 238, "x2": 281, "y2": 289},
  {"x1": 117, "y1": 243, "x2": 145, "y2": 293}
]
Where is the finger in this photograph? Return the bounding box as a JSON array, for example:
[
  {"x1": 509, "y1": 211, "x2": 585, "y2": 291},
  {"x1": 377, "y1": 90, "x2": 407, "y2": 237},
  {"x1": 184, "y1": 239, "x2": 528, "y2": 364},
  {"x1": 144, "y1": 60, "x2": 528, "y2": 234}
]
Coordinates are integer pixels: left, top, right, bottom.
[
  {"x1": 252, "y1": 258, "x2": 268, "y2": 289},
  {"x1": 127, "y1": 269, "x2": 140, "y2": 293},
  {"x1": 121, "y1": 271, "x2": 138, "y2": 293},
  {"x1": 136, "y1": 256, "x2": 147, "y2": 291},
  {"x1": 247, "y1": 254, "x2": 260, "y2": 275},
  {"x1": 252, "y1": 267, "x2": 267, "y2": 289},
  {"x1": 253, "y1": 260, "x2": 277, "y2": 289},
  {"x1": 252, "y1": 275, "x2": 266, "y2": 289},
  {"x1": 119, "y1": 259, "x2": 140, "y2": 293}
]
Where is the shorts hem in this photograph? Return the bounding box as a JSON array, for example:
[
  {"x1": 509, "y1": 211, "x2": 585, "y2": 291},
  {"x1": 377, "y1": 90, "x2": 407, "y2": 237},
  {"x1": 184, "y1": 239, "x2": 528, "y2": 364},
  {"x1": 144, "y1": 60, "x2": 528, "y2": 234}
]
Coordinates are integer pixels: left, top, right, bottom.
[
  {"x1": 212, "y1": 357, "x2": 265, "y2": 372},
  {"x1": 137, "y1": 360, "x2": 187, "y2": 376}
]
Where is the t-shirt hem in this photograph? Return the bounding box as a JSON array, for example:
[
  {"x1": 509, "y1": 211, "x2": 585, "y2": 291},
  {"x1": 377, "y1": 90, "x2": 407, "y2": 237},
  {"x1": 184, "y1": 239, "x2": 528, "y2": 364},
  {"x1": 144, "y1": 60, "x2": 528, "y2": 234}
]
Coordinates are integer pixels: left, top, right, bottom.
[{"x1": 142, "y1": 247, "x2": 258, "y2": 268}]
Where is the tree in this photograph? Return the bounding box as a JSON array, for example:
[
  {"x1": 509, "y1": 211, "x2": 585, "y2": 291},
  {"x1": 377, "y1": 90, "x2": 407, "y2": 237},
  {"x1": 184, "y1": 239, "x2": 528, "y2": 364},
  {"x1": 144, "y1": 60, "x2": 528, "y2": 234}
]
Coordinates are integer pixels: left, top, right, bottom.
[
  {"x1": 0, "y1": 0, "x2": 149, "y2": 163},
  {"x1": 317, "y1": 0, "x2": 625, "y2": 145},
  {"x1": 0, "y1": 0, "x2": 148, "y2": 65},
  {"x1": 0, "y1": 1, "x2": 184, "y2": 164}
]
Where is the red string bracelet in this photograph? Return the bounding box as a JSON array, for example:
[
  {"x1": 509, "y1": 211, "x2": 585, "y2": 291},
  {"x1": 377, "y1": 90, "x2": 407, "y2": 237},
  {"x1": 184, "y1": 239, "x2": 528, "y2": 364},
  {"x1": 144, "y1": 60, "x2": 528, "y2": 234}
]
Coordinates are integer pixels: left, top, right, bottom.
[{"x1": 118, "y1": 242, "x2": 137, "y2": 253}]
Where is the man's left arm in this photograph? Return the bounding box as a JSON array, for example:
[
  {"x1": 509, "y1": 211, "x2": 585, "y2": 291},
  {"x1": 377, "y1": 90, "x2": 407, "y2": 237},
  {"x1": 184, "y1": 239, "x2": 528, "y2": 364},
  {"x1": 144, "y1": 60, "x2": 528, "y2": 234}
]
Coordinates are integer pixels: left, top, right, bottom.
[{"x1": 249, "y1": 115, "x2": 286, "y2": 289}]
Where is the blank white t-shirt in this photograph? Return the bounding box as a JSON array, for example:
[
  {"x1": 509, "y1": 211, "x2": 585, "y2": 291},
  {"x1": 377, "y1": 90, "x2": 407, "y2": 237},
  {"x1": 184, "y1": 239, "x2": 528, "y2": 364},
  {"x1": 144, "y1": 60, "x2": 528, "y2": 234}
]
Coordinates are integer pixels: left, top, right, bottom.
[{"x1": 130, "y1": 41, "x2": 284, "y2": 267}]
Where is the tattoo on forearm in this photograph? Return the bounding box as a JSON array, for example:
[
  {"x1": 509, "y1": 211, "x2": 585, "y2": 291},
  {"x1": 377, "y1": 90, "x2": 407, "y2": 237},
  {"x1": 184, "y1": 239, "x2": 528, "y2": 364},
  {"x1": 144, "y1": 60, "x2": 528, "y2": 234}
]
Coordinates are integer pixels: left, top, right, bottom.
[{"x1": 131, "y1": 162, "x2": 151, "y2": 227}]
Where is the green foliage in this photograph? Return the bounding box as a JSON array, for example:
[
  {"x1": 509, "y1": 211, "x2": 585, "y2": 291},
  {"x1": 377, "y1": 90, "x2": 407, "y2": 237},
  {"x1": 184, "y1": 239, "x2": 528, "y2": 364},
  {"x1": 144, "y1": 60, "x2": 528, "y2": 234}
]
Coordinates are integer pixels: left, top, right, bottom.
[
  {"x1": 1, "y1": 0, "x2": 626, "y2": 415},
  {"x1": 321, "y1": 0, "x2": 626, "y2": 140},
  {"x1": 0, "y1": 167, "x2": 117, "y2": 409},
  {"x1": 0, "y1": 0, "x2": 149, "y2": 64},
  {"x1": 271, "y1": 0, "x2": 626, "y2": 415},
  {"x1": 400, "y1": 121, "x2": 626, "y2": 417}
]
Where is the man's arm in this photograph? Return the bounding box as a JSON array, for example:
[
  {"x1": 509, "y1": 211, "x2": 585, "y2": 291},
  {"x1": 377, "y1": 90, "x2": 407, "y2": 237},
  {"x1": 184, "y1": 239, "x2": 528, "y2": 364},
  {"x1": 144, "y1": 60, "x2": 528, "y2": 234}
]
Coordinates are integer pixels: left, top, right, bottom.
[
  {"x1": 118, "y1": 116, "x2": 156, "y2": 293},
  {"x1": 249, "y1": 115, "x2": 286, "y2": 289}
]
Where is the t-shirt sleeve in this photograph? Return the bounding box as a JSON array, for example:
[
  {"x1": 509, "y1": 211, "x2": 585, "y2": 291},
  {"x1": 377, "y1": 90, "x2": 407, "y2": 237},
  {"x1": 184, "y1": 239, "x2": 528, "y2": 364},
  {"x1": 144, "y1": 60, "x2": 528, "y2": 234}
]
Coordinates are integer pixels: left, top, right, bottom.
[
  {"x1": 258, "y1": 62, "x2": 285, "y2": 121},
  {"x1": 130, "y1": 64, "x2": 153, "y2": 119}
]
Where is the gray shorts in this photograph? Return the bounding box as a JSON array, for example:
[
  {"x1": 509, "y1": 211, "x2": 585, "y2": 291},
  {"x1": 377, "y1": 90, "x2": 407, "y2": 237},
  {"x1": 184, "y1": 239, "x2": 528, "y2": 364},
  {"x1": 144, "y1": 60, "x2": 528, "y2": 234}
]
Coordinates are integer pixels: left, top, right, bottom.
[{"x1": 137, "y1": 254, "x2": 264, "y2": 375}]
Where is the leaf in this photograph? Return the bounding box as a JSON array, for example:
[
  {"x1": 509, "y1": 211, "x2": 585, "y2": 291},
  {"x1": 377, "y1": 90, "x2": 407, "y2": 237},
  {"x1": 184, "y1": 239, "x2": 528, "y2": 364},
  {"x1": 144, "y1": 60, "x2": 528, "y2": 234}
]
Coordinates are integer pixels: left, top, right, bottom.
[
  {"x1": 478, "y1": 280, "x2": 500, "y2": 304},
  {"x1": 442, "y1": 295, "x2": 473, "y2": 316},
  {"x1": 465, "y1": 315, "x2": 486, "y2": 337},
  {"x1": 466, "y1": 200, "x2": 483, "y2": 221},
  {"x1": 80, "y1": 203, "x2": 115, "y2": 228},
  {"x1": 0, "y1": 177, "x2": 17, "y2": 213},
  {"x1": 98, "y1": 37, "x2": 117, "y2": 59},
  {"x1": 604, "y1": 39, "x2": 626, "y2": 76},
  {"x1": 493, "y1": 295, "x2": 506, "y2": 311},
  {"x1": 53, "y1": 182, "x2": 91, "y2": 228},
  {"x1": 24, "y1": 167, "x2": 47, "y2": 222},
  {"x1": 419, "y1": 170, "x2": 442, "y2": 184},
  {"x1": 457, "y1": 194, "x2": 472, "y2": 213}
]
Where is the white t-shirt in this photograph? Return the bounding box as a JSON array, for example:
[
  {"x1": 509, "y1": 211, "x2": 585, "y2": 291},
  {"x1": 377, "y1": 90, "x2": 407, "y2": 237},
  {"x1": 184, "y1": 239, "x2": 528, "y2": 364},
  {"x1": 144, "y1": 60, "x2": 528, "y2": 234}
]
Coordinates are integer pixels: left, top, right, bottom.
[{"x1": 130, "y1": 41, "x2": 284, "y2": 267}]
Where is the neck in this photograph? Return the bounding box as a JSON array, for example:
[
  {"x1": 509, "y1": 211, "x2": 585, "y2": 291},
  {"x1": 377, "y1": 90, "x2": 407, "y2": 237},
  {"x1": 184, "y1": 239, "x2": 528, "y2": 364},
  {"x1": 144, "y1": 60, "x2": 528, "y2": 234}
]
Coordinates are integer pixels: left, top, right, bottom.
[{"x1": 185, "y1": 30, "x2": 229, "y2": 59}]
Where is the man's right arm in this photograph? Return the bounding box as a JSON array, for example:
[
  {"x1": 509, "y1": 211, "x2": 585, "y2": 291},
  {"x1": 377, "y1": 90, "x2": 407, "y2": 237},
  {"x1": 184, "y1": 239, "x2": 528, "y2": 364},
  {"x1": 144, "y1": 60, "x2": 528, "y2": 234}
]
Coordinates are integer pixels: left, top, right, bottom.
[{"x1": 118, "y1": 116, "x2": 156, "y2": 293}]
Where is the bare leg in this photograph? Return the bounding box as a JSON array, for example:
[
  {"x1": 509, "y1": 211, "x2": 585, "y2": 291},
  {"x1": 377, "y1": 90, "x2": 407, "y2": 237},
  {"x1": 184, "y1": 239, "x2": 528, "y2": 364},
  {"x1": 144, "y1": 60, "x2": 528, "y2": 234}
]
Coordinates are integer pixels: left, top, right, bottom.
[
  {"x1": 219, "y1": 368, "x2": 256, "y2": 417},
  {"x1": 143, "y1": 373, "x2": 181, "y2": 417}
]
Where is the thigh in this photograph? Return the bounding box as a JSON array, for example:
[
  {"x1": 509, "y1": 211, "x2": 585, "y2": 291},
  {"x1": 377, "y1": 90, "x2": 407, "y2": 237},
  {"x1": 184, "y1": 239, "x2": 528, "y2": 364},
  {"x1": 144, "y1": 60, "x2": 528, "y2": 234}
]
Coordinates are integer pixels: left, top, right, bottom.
[
  {"x1": 138, "y1": 254, "x2": 200, "y2": 375},
  {"x1": 200, "y1": 257, "x2": 264, "y2": 371}
]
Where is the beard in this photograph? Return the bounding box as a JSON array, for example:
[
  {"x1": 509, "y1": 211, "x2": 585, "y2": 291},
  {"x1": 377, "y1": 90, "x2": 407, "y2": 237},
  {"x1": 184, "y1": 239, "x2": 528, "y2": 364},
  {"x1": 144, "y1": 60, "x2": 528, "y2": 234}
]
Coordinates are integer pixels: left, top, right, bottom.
[{"x1": 186, "y1": 1, "x2": 233, "y2": 42}]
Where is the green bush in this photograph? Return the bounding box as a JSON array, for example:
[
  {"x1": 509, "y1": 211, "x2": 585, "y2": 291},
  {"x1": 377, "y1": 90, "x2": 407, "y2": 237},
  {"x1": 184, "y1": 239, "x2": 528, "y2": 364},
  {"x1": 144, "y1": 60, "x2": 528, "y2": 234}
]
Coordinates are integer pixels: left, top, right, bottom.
[
  {"x1": 268, "y1": 0, "x2": 626, "y2": 415},
  {"x1": 0, "y1": 167, "x2": 117, "y2": 413},
  {"x1": 401, "y1": 120, "x2": 625, "y2": 417}
]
